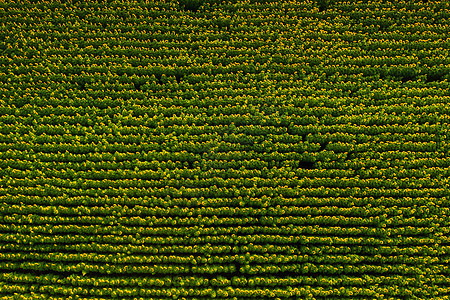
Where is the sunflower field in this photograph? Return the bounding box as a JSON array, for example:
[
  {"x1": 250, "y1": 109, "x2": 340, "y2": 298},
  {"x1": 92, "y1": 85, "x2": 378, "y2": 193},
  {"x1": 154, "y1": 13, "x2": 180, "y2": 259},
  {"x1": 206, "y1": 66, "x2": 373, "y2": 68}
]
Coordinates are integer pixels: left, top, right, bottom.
[{"x1": 0, "y1": 0, "x2": 450, "y2": 299}]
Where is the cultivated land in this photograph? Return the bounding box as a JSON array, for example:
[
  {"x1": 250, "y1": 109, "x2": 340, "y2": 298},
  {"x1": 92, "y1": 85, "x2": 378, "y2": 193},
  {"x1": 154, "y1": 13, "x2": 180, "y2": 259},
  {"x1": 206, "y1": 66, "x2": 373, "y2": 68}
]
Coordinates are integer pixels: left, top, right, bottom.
[{"x1": 0, "y1": 0, "x2": 450, "y2": 299}]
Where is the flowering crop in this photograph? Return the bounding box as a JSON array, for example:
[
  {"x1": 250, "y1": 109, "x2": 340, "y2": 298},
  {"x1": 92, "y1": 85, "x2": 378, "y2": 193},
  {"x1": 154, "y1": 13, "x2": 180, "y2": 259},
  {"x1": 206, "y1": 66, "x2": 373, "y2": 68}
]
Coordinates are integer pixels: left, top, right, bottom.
[{"x1": 0, "y1": 0, "x2": 449, "y2": 299}]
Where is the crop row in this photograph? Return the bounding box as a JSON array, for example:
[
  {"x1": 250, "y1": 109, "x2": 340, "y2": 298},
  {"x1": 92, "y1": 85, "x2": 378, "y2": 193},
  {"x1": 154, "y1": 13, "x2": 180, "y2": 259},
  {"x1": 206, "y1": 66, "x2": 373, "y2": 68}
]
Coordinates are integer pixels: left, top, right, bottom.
[
  {"x1": 0, "y1": 194, "x2": 446, "y2": 208},
  {"x1": 0, "y1": 283, "x2": 437, "y2": 299},
  {"x1": 0, "y1": 203, "x2": 440, "y2": 218},
  {"x1": 0, "y1": 242, "x2": 444, "y2": 256}
]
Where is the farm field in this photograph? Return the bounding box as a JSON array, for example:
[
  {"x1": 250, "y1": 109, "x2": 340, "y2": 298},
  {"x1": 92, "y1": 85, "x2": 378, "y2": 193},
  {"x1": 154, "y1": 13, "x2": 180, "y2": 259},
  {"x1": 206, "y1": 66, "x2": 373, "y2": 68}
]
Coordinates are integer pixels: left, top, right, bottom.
[{"x1": 1, "y1": 0, "x2": 450, "y2": 299}]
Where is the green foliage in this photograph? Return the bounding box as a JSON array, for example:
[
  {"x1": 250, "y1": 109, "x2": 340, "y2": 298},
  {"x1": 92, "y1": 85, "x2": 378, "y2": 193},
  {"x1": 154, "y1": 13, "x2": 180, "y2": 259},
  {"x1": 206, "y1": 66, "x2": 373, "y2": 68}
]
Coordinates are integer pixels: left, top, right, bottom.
[
  {"x1": 178, "y1": 0, "x2": 204, "y2": 12},
  {"x1": 316, "y1": 0, "x2": 330, "y2": 11},
  {"x1": 0, "y1": 0, "x2": 448, "y2": 299}
]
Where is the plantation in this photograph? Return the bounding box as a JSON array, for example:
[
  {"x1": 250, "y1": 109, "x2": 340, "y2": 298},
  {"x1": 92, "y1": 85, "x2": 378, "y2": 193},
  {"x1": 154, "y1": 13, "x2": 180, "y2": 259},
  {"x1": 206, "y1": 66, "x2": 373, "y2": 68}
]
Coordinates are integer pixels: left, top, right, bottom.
[{"x1": 1, "y1": 0, "x2": 450, "y2": 299}]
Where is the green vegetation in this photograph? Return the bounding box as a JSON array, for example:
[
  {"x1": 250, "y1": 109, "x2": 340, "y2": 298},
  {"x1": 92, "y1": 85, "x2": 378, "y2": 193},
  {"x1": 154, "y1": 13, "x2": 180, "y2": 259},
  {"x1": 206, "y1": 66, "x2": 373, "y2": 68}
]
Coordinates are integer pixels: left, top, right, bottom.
[{"x1": 0, "y1": 0, "x2": 450, "y2": 299}]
